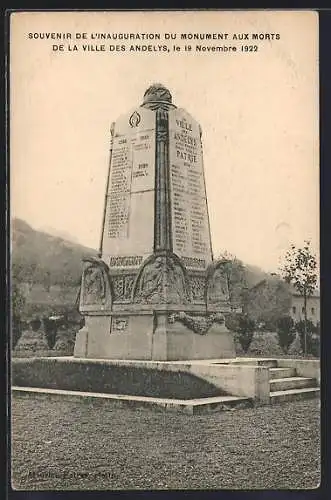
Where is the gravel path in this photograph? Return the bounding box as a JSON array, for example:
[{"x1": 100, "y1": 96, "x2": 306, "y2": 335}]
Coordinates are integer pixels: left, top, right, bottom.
[{"x1": 11, "y1": 395, "x2": 320, "y2": 490}]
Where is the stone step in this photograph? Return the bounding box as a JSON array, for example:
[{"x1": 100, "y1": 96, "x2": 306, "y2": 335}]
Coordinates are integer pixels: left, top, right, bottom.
[
  {"x1": 231, "y1": 358, "x2": 278, "y2": 368},
  {"x1": 270, "y1": 376, "x2": 317, "y2": 392},
  {"x1": 11, "y1": 386, "x2": 253, "y2": 415},
  {"x1": 257, "y1": 359, "x2": 279, "y2": 368},
  {"x1": 269, "y1": 367, "x2": 297, "y2": 380},
  {"x1": 270, "y1": 387, "x2": 320, "y2": 404}
]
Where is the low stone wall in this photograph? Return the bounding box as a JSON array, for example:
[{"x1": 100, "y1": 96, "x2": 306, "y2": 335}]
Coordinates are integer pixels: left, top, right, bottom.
[
  {"x1": 276, "y1": 359, "x2": 320, "y2": 384},
  {"x1": 188, "y1": 364, "x2": 270, "y2": 404},
  {"x1": 11, "y1": 357, "x2": 271, "y2": 404}
]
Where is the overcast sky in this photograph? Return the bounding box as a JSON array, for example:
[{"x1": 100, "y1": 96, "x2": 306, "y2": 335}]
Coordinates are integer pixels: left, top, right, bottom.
[{"x1": 10, "y1": 10, "x2": 319, "y2": 272}]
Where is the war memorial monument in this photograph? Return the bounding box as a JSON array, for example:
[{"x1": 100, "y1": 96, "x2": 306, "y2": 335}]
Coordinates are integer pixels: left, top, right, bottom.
[
  {"x1": 74, "y1": 83, "x2": 235, "y2": 361},
  {"x1": 75, "y1": 84, "x2": 235, "y2": 360}
]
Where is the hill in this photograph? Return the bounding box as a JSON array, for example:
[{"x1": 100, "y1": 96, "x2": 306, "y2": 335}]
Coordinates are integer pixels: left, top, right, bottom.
[
  {"x1": 12, "y1": 218, "x2": 272, "y2": 289},
  {"x1": 37, "y1": 224, "x2": 81, "y2": 244},
  {"x1": 12, "y1": 218, "x2": 98, "y2": 288}
]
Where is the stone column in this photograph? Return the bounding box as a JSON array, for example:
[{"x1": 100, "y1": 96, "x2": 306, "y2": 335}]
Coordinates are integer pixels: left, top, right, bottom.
[{"x1": 154, "y1": 108, "x2": 172, "y2": 253}]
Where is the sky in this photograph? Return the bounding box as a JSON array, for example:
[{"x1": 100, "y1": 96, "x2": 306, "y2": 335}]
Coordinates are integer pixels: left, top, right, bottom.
[{"x1": 10, "y1": 10, "x2": 319, "y2": 273}]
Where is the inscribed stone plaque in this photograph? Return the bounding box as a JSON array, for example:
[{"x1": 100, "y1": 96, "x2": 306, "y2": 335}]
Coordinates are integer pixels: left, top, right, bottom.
[
  {"x1": 102, "y1": 107, "x2": 156, "y2": 267},
  {"x1": 168, "y1": 108, "x2": 213, "y2": 270},
  {"x1": 111, "y1": 317, "x2": 129, "y2": 333}
]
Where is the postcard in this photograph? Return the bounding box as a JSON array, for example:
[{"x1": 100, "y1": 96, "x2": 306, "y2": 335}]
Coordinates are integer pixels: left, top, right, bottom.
[{"x1": 10, "y1": 10, "x2": 320, "y2": 491}]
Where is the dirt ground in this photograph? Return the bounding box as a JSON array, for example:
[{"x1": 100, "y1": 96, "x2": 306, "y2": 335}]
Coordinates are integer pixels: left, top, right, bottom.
[{"x1": 11, "y1": 395, "x2": 321, "y2": 491}]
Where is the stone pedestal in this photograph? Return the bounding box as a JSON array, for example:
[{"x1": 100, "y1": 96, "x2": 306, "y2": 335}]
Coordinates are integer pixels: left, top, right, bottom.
[
  {"x1": 74, "y1": 84, "x2": 236, "y2": 361},
  {"x1": 74, "y1": 308, "x2": 235, "y2": 361}
]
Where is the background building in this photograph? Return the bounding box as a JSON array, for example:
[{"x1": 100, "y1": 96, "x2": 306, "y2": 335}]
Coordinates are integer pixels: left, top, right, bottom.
[{"x1": 289, "y1": 287, "x2": 320, "y2": 325}]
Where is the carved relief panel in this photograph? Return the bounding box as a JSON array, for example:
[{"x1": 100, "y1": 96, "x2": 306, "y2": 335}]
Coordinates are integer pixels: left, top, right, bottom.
[
  {"x1": 133, "y1": 254, "x2": 189, "y2": 305},
  {"x1": 79, "y1": 257, "x2": 112, "y2": 313},
  {"x1": 206, "y1": 261, "x2": 231, "y2": 308}
]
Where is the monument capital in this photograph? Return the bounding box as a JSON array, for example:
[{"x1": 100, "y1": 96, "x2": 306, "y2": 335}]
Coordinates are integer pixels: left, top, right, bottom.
[{"x1": 143, "y1": 83, "x2": 173, "y2": 105}]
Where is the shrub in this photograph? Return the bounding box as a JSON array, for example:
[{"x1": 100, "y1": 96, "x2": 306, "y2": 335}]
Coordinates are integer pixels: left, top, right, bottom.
[
  {"x1": 236, "y1": 314, "x2": 256, "y2": 353},
  {"x1": 249, "y1": 332, "x2": 283, "y2": 356},
  {"x1": 308, "y1": 335, "x2": 320, "y2": 358},
  {"x1": 43, "y1": 317, "x2": 58, "y2": 349},
  {"x1": 262, "y1": 318, "x2": 278, "y2": 332},
  {"x1": 226, "y1": 313, "x2": 253, "y2": 354},
  {"x1": 226, "y1": 313, "x2": 255, "y2": 353},
  {"x1": 30, "y1": 318, "x2": 41, "y2": 331},
  {"x1": 276, "y1": 316, "x2": 296, "y2": 354},
  {"x1": 287, "y1": 334, "x2": 303, "y2": 356},
  {"x1": 233, "y1": 336, "x2": 244, "y2": 356}
]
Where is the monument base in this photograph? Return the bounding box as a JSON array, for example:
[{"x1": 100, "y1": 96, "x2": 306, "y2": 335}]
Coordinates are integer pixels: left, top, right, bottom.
[
  {"x1": 74, "y1": 309, "x2": 236, "y2": 361},
  {"x1": 11, "y1": 356, "x2": 320, "y2": 413}
]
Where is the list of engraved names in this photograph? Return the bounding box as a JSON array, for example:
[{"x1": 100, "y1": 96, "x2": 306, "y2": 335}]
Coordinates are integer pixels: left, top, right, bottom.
[
  {"x1": 169, "y1": 110, "x2": 212, "y2": 267},
  {"x1": 107, "y1": 124, "x2": 154, "y2": 239}
]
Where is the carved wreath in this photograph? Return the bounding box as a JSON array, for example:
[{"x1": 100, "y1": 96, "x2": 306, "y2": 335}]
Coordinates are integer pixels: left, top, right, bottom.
[{"x1": 169, "y1": 311, "x2": 225, "y2": 335}]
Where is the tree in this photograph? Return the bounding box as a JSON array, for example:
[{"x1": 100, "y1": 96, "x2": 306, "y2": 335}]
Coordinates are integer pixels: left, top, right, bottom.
[
  {"x1": 276, "y1": 316, "x2": 296, "y2": 354},
  {"x1": 295, "y1": 320, "x2": 320, "y2": 357},
  {"x1": 217, "y1": 252, "x2": 247, "y2": 310},
  {"x1": 245, "y1": 277, "x2": 292, "y2": 328},
  {"x1": 280, "y1": 241, "x2": 318, "y2": 356}
]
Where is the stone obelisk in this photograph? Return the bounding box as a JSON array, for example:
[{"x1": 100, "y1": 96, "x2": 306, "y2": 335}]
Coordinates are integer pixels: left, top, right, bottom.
[{"x1": 74, "y1": 84, "x2": 235, "y2": 360}]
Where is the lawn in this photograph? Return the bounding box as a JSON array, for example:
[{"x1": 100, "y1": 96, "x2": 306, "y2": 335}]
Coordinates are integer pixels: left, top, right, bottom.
[{"x1": 11, "y1": 395, "x2": 320, "y2": 490}]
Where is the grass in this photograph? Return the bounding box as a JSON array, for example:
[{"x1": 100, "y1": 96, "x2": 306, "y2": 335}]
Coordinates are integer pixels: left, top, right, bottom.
[
  {"x1": 12, "y1": 358, "x2": 228, "y2": 399},
  {"x1": 11, "y1": 394, "x2": 320, "y2": 490}
]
